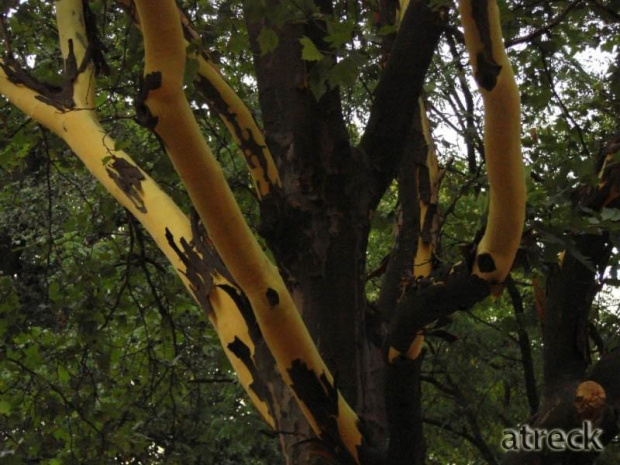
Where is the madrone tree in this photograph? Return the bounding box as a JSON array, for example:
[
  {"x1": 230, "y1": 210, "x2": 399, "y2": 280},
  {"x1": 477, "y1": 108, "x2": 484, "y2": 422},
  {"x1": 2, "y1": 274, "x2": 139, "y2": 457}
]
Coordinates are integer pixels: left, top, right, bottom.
[{"x1": 0, "y1": 0, "x2": 619, "y2": 464}]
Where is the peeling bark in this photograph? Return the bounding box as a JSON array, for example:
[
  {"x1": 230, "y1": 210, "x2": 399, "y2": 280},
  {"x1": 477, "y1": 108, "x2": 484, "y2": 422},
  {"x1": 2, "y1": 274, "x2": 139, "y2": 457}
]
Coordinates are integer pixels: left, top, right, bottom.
[{"x1": 105, "y1": 156, "x2": 147, "y2": 214}]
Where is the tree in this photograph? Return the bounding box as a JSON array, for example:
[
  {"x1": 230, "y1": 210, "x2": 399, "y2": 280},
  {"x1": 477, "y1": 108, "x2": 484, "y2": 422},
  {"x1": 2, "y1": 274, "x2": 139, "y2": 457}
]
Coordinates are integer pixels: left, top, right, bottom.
[{"x1": 0, "y1": 0, "x2": 619, "y2": 464}]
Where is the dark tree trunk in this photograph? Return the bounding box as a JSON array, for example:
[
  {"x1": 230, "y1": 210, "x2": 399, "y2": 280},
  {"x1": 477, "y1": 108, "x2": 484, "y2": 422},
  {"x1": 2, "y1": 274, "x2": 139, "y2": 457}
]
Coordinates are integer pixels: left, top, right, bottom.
[
  {"x1": 245, "y1": 3, "x2": 383, "y2": 462},
  {"x1": 245, "y1": 1, "x2": 444, "y2": 462}
]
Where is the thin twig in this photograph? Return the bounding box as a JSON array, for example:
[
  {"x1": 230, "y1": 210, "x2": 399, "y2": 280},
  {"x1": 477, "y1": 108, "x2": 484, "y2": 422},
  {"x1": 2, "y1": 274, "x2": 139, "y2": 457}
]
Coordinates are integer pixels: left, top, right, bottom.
[{"x1": 506, "y1": 0, "x2": 583, "y2": 48}]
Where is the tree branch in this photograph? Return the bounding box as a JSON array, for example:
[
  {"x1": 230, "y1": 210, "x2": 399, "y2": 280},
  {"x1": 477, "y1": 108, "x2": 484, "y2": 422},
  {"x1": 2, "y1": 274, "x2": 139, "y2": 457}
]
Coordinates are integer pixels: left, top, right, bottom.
[
  {"x1": 55, "y1": 0, "x2": 96, "y2": 108},
  {"x1": 505, "y1": 276, "x2": 539, "y2": 415},
  {"x1": 132, "y1": 0, "x2": 366, "y2": 461},
  {"x1": 360, "y1": 0, "x2": 444, "y2": 208},
  {"x1": 459, "y1": 0, "x2": 525, "y2": 284},
  {"x1": 543, "y1": 234, "x2": 610, "y2": 395},
  {"x1": 377, "y1": 105, "x2": 423, "y2": 318},
  {"x1": 0, "y1": 0, "x2": 289, "y2": 433},
  {"x1": 116, "y1": 0, "x2": 281, "y2": 200},
  {"x1": 382, "y1": 100, "x2": 441, "y2": 464},
  {"x1": 505, "y1": 0, "x2": 583, "y2": 48}
]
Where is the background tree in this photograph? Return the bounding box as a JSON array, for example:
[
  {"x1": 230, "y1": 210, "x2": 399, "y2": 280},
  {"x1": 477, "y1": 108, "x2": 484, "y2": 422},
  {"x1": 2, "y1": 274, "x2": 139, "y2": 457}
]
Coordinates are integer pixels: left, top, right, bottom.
[{"x1": 0, "y1": 0, "x2": 619, "y2": 464}]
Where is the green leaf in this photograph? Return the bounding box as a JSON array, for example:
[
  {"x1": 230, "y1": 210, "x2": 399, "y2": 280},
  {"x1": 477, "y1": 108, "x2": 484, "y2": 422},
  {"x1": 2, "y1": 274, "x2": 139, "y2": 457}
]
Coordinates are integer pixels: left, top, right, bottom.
[
  {"x1": 308, "y1": 78, "x2": 326, "y2": 101},
  {"x1": 183, "y1": 57, "x2": 200, "y2": 86},
  {"x1": 257, "y1": 27, "x2": 279, "y2": 56},
  {"x1": 0, "y1": 400, "x2": 10, "y2": 415},
  {"x1": 325, "y1": 21, "x2": 355, "y2": 49},
  {"x1": 58, "y1": 365, "x2": 70, "y2": 383},
  {"x1": 378, "y1": 24, "x2": 397, "y2": 36},
  {"x1": 326, "y1": 57, "x2": 359, "y2": 89},
  {"x1": 299, "y1": 36, "x2": 324, "y2": 61},
  {"x1": 307, "y1": 59, "x2": 331, "y2": 101},
  {"x1": 113, "y1": 139, "x2": 130, "y2": 152}
]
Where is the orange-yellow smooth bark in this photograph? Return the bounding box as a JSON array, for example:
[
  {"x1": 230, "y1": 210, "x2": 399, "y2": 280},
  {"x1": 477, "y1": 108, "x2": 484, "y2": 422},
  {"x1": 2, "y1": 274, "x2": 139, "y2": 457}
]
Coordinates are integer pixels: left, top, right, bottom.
[
  {"x1": 133, "y1": 0, "x2": 363, "y2": 460},
  {"x1": 115, "y1": 0, "x2": 280, "y2": 199},
  {"x1": 0, "y1": 1, "x2": 279, "y2": 428},
  {"x1": 459, "y1": 0, "x2": 525, "y2": 284}
]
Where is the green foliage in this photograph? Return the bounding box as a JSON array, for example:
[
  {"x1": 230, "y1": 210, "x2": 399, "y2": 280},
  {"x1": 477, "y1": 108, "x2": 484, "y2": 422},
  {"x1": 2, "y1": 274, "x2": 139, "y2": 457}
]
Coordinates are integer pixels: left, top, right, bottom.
[
  {"x1": 257, "y1": 27, "x2": 279, "y2": 56},
  {"x1": 299, "y1": 36, "x2": 324, "y2": 62}
]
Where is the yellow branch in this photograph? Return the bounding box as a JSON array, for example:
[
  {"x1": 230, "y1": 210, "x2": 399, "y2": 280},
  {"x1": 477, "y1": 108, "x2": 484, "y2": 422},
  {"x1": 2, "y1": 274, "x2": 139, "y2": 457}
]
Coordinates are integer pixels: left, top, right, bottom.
[
  {"x1": 397, "y1": 0, "x2": 411, "y2": 25},
  {"x1": 414, "y1": 100, "x2": 439, "y2": 280},
  {"x1": 0, "y1": 2, "x2": 279, "y2": 427},
  {"x1": 133, "y1": 0, "x2": 363, "y2": 460},
  {"x1": 0, "y1": 67, "x2": 276, "y2": 425},
  {"x1": 0, "y1": 68, "x2": 64, "y2": 133},
  {"x1": 115, "y1": 0, "x2": 280, "y2": 199},
  {"x1": 195, "y1": 60, "x2": 280, "y2": 198},
  {"x1": 407, "y1": 100, "x2": 439, "y2": 360},
  {"x1": 55, "y1": 0, "x2": 96, "y2": 108},
  {"x1": 459, "y1": 0, "x2": 525, "y2": 284}
]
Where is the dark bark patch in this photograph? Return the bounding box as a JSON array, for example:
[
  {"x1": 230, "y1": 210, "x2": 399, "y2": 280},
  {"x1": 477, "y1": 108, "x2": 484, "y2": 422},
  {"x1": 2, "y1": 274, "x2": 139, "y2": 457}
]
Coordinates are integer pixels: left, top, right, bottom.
[
  {"x1": 288, "y1": 359, "x2": 338, "y2": 418},
  {"x1": 417, "y1": 164, "x2": 431, "y2": 204},
  {"x1": 195, "y1": 75, "x2": 278, "y2": 193},
  {"x1": 421, "y1": 203, "x2": 437, "y2": 244},
  {"x1": 105, "y1": 156, "x2": 146, "y2": 213},
  {"x1": 189, "y1": 212, "x2": 234, "y2": 282},
  {"x1": 471, "y1": 0, "x2": 502, "y2": 91},
  {"x1": 165, "y1": 212, "x2": 234, "y2": 314},
  {"x1": 287, "y1": 359, "x2": 357, "y2": 464},
  {"x1": 476, "y1": 252, "x2": 496, "y2": 273},
  {"x1": 227, "y1": 336, "x2": 276, "y2": 418},
  {"x1": 166, "y1": 217, "x2": 281, "y2": 428},
  {"x1": 217, "y1": 283, "x2": 279, "y2": 424},
  {"x1": 266, "y1": 288, "x2": 279, "y2": 308},
  {"x1": 475, "y1": 52, "x2": 502, "y2": 91},
  {"x1": 82, "y1": 0, "x2": 109, "y2": 75},
  {"x1": 135, "y1": 72, "x2": 162, "y2": 130},
  {"x1": 0, "y1": 39, "x2": 93, "y2": 111},
  {"x1": 165, "y1": 227, "x2": 214, "y2": 314},
  {"x1": 218, "y1": 284, "x2": 261, "y2": 344}
]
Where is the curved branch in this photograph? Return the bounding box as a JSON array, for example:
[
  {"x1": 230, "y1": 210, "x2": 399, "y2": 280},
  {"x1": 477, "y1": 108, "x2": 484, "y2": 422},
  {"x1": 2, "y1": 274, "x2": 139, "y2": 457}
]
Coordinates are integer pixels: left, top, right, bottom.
[
  {"x1": 116, "y1": 0, "x2": 280, "y2": 200},
  {"x1": 458, "y1": 0, "x2": 525, "y2": 284}
]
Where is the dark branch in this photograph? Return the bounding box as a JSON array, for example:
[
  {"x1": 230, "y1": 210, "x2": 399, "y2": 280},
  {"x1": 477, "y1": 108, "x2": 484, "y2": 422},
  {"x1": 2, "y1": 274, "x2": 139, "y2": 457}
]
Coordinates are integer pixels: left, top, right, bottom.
[
  {"x1": 543, "y1": 234, "x2": 610, "y2": 396},
  {"x1": 505, "y1": 0, "x2": 583, "y2": 48},
  {"x1": 360, "y1": 0, "x2": 444, "y2": 208},
  {"x1": 377, "y1": 110, "x2": 424, "y2": 318},
  {"x1": 506, "y1": 276, "x2": 539, "y2": 416},
  {"x1": 389, "y1": 262, "x2": 491, "y2": 353}
]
